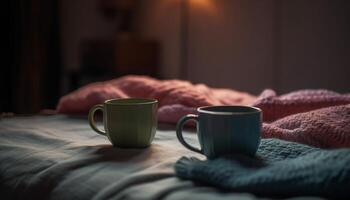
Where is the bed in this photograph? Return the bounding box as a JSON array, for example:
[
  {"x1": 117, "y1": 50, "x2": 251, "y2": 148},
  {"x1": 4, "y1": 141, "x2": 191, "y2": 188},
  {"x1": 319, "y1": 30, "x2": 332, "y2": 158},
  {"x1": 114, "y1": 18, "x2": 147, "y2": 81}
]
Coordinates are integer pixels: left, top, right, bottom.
[
  {"x1": 2, "y1": 76, "x2": 349, "y2": 199},
  {"x1": 0, "y1": 115, "x2": 327, "y2": 200}
]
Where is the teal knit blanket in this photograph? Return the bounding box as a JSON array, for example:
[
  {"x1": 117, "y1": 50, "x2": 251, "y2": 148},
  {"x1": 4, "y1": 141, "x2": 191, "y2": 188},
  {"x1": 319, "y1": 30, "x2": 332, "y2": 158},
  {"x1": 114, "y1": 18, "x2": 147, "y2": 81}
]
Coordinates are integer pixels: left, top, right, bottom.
[{"x1": 175, "y1": 139, "x2": 350, "y2": 199}]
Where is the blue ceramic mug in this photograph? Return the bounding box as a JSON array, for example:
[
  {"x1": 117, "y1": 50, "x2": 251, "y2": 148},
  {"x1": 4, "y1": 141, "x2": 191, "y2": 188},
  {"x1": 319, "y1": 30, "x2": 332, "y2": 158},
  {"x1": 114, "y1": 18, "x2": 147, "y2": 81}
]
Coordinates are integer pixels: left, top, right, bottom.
[{"x1": 176, "y1": 106, "x2": 262, "y2": 159}]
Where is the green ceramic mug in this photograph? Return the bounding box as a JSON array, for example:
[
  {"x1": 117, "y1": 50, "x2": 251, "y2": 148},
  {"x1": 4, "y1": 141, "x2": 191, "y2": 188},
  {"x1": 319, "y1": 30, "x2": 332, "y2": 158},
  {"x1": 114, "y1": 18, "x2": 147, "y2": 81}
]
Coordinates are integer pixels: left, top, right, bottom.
[
  {"x1": 88, "y1": 98, "x2": 158, "y2": 148},
  {"x1": 176, "y1": 106, "x2": 262, "y2": 159}
]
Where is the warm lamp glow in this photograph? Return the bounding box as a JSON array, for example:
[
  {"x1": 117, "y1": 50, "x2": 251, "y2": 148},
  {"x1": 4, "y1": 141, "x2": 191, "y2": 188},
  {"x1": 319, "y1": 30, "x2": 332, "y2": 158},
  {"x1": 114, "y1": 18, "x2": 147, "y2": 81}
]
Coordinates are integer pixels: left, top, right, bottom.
[
  {"x1": 191, "y1": 0, "x2": 211, "y2": 7},
  {"x1": 176, "y1": 0, "x2": 218, "y2": 78},
  {"x1": 171, "y1": 0, "x2": 217, "y2": 16},
  {"x1": 190, "y1": 0, "x2": 217, "y2": 15}
]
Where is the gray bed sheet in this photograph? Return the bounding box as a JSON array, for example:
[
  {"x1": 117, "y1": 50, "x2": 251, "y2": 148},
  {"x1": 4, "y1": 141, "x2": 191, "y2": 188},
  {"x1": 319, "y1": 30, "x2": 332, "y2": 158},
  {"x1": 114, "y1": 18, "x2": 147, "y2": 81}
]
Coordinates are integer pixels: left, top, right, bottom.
[{"x1": 0, "y1": 115, "x2": 325, "y2": 200}]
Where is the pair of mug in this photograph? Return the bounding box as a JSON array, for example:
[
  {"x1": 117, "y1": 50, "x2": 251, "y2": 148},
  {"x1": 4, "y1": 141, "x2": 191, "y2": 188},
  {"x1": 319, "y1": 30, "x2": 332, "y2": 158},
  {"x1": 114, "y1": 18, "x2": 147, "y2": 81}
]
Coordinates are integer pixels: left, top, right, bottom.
[{"x1": 89, "y1": 98, "x2": 262, "y2": 158}]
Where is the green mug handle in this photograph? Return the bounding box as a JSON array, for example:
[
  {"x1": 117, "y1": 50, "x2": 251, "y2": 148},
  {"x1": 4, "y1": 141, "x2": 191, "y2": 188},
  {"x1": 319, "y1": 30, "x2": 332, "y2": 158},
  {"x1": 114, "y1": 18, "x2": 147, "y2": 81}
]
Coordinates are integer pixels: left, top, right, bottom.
[
  {"x1": 88, "y1": 104, "x2": 107, "y2": 136},
  {"x1": 176, "y1": 114, "x2": 202, "y2": 154}
]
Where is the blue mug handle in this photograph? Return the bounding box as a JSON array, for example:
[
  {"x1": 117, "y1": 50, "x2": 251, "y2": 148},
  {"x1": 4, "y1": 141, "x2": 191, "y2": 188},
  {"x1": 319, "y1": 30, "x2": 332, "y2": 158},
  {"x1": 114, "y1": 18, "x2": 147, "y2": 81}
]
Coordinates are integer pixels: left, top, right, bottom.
[{"x1": 176, "y1": 114, "x2": 202, "y2": 154}]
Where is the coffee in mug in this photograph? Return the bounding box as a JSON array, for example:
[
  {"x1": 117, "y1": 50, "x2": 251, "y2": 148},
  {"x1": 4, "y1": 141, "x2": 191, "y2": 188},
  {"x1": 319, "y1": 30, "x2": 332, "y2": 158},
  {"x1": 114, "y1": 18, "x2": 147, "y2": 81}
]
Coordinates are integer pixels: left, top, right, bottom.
[{"x1": 176, "y1": 106, "x2": 262, "y2": 158}]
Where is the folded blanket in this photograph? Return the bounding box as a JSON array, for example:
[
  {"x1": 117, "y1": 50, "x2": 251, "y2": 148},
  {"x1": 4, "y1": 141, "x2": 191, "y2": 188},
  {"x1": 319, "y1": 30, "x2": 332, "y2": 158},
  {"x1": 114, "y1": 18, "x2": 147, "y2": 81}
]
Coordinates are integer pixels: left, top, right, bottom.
[
  {"x1": 262, "y1": 104, "x2": 350, "y2": 148},
  {"x1": 175, "y1": 139, "x2": 350, "y2": 199},
  {"x1": 254, "y1": 89, "x2": 350, "y2": 122},
  {"x1": 56, "y1": 75, "x2": 256, "y2": 123}
]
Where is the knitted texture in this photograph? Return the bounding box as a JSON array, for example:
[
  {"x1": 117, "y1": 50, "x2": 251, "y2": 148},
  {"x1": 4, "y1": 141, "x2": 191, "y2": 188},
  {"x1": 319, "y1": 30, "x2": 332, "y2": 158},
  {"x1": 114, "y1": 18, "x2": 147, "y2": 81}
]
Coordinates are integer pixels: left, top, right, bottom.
[
  {"x1": 56, "y1": 75, "x2": 256, "y2": 123},
  {"x1": 262, "y1": 104, "x2": 350, "y2": 148},
  {"x1": 175, "y1": 139, "x2": 350, "y2": 199},
  {"x1": 253, "y1": 89, "x2": 350, "y2": 122}
]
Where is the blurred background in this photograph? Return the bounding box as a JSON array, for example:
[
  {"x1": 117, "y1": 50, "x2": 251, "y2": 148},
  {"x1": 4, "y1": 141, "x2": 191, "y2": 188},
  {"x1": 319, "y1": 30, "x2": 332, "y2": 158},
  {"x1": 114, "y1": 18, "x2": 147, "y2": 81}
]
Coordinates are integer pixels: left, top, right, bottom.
[{"x1": 6, "y1": 0, "x2": 350, "y2": 114}]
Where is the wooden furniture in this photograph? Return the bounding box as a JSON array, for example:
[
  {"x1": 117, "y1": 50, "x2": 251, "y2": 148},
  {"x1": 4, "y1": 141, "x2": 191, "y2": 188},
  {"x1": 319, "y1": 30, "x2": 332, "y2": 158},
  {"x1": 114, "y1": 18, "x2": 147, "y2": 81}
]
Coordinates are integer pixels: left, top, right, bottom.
[{"x1": 69, "y1": 38, "x2": 159, "y2": 89}]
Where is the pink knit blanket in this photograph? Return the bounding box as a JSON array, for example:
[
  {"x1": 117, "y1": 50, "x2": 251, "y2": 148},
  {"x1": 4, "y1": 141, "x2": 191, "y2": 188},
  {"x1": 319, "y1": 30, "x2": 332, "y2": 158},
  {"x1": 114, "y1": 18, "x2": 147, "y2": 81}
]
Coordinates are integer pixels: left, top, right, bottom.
[
  {"x1": 263, "y1": 104, "x2": 350, "y2": 148},
  {"x1": 253, "y1": 89, "x2": 350, "y2": 148},
  {"x1": 56, "y1": 75, "x2": 256, "y2": 123},
  {"x1": 56, "y1": 75, "x2": 350, "y2": 148},
  {"x1": 253, "y1": 89, "x2": 350, "y2": 122}
]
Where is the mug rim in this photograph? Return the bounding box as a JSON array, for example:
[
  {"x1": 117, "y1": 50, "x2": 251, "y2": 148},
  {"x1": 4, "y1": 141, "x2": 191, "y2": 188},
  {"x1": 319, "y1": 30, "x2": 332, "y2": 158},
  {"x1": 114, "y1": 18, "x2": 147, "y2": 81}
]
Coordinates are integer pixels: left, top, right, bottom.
[
  {"x1": 198, "y1": 105, "x2": 261, "y2": 115},
  {"x1": 105, "y1": 98, "x2": 158, "y2": 105}
]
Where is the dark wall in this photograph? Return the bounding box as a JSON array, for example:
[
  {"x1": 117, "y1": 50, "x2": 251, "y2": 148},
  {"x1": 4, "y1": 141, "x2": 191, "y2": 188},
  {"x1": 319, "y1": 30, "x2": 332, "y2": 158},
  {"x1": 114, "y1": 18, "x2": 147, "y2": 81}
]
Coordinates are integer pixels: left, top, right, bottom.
[
  {"x1": 277, "y1": 0, "x2": 350, "y2": 93},
  {"x1": 6, "y1": 0, "x2": 349, "y2": 114},
  {"x1": 138, "y1": 0, "x2": 350, "y2": 94},
  {"x1": 5, "y1": 0, "x2": 61, "y2": 113}
]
